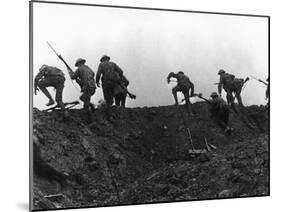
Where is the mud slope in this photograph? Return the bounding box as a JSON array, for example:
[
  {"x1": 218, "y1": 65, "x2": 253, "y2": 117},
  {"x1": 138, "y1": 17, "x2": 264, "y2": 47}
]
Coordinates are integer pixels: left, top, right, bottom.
[{"x1": 32, "y1": 102, "x2": 269, "y2": 210}]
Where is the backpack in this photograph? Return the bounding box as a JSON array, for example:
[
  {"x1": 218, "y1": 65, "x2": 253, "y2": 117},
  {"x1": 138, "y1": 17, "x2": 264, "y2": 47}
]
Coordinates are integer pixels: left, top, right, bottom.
[
  {"x1": 45, "y1": 66, "x2": 64, "y2": 77},
  {"x1": 103, "y1": 62, "x2": 121, "y2": 82}
]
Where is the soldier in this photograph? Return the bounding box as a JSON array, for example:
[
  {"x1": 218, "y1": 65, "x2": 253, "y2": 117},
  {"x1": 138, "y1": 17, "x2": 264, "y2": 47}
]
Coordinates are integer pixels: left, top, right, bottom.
[
  {"x1": 69, "y1": 58, "x2": 96, "y2": 113},
  {"x1": 114, "y1": 74, "x2": 129, "y2": 107},
  {"x1": 209, "y1": 92, "x2": 233, "y2": 134},
  {"x1": 34, "y1": 65, "x2": 66, "y2": 112},
  {"x1": 217, "y1": 69, "x2": 248, "y2": 110},
  {"x1": 96, "y1": 55, "x2": 123, "y2": 106},
  {"x1": 167, "y1": 71, "x2": 194, "y2": 114}
]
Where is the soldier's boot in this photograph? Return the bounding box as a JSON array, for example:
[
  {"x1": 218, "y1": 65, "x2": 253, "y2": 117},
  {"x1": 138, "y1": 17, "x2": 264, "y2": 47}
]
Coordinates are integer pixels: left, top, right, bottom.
[{"x1": 46, "y1": 99, "x2": 55, "y2": 106}]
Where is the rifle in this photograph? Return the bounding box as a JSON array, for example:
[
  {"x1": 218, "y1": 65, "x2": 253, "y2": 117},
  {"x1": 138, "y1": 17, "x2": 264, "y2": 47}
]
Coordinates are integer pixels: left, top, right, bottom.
[
  {"x1": 121, "y1": 84, "x2": 136, "y2": 99},
  {"x1": 43, "y1": 101, "x2": 80, "y2": 112},
  {"x1": 46, "y1": 42, "x2": 81, "y2": 90},
  {"x1": 250, "y1": 75, "x2": 268, "y2": 86},
  {"x1": 181, "y1": 93, "x2": 211, "y2": 104},
  {"x1": 114, "y1": 81, "x2": 136, "y2": 99}
]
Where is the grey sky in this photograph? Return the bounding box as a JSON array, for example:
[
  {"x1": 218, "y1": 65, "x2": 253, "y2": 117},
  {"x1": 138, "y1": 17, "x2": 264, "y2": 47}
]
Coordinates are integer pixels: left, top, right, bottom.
[{"x1": 33, "y1": 2, "x2": 268, "y2": 109}]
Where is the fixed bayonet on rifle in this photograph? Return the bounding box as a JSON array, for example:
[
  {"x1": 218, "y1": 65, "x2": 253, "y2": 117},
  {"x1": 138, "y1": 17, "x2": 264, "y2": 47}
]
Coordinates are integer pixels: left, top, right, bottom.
[
  {"x1": 46, "y1": 42, "x2": 81, "y2": 90},
  {"x1": 250, "y1": 75, "x2": 268, "y2": 86}
]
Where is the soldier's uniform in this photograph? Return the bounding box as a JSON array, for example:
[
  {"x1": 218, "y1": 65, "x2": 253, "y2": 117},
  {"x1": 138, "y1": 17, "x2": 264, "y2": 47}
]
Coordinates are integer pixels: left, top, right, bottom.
[
  {"x1": 209, "y1": 92, "x2": 232, "y2": 134},
  {"x1": 96, "y1": 55, "x2": 123, "y2": 106},
  {"x1": 114, "y1": 74, "x2": 129, "y2": 107},
  {"x1": 218, "y1": 69, "x2": 244, "y2": 107},
  {"x1": 167, "y1": 71, "x2": 194, "y2": 113},
  {"x1": 70, "y1": 59, "x2": 96, "y2": 112},
  {"x1": 34, "y1": 65, "x2": 65, "y2": 110}
]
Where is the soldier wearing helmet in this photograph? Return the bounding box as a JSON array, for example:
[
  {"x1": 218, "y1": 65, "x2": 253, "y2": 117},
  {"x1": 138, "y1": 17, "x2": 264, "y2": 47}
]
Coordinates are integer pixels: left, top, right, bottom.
[
  {"x1": 34, "y1": 64, "x2": 66, "y2": 113},
  {"x1": 69, "y1": 58, "x2": 96, "y2": 114},
  {"x1": 167, "y1": 71, "x2": 194, "y2": 114},
  {"x1": 209, "y1": 92, "x2": 233, "y2": 134},
  {"x1": 217, "y1": 69, "x2": 246, "y2": 111},
  {"x1": 96, "y1": 55, "x2": 124, "y2": 106}
]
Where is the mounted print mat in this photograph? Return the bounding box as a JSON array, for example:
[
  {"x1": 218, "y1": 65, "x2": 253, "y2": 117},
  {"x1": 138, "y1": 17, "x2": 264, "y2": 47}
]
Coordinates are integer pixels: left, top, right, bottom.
[{"x1": 30, "y1": 0, "x2": 269, "y2": 211}]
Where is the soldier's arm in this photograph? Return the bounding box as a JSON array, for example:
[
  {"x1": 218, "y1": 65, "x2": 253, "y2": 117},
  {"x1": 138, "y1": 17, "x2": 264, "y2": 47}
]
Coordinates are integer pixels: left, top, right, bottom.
[
  {"x1": 218, "y1": 77, "x2": 223, "y2": 96},
  {"x1": 96, "y1": 64, "x2": 102, "y2": 86},
  {"x1": 123, "y1": 75, "x2": 129, "y2": 87},
  {"x1": 69, "y1": 68, "x2": 79, "y2": 80},
  {"x1": 167, "y1": 72, "x2": 176, "y2": 83},
  {"x1": 34, "y1": 70, "x2": 44, "y2": 85}
]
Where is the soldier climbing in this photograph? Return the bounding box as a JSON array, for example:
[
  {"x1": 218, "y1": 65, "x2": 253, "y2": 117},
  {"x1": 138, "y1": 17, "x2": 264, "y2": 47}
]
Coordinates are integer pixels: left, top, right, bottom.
[
  {"x1": 96, "y1": 55, "x2": 136, "y2": 107},
  {"x1": 34, "y1": 64, "x2": 67, "y2": 116},
  {"x1": 68, "y1": 58, "x2": 96, "y2": 115},
  {"x1": 196, "y1": 92, "x2": 233, "y2": 134},
  {"x1": 167, "y1": 71, "x2": 195, "y2": 115},
  {"x1": 217, "y1": 69, "x2": 249, "y2": 113}
]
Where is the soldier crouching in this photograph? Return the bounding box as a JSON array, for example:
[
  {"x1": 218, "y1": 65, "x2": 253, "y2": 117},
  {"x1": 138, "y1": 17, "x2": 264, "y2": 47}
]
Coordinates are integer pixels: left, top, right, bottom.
[{"x1": 34, "y1": 65, "x2": 66, "y2": 113}]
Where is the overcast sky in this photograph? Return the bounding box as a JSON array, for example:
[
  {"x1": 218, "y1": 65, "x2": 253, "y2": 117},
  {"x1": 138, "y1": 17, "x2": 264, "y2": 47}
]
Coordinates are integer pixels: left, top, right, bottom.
[{"x1": 32, "y1": 2, "x2": 268, "y2": 109}]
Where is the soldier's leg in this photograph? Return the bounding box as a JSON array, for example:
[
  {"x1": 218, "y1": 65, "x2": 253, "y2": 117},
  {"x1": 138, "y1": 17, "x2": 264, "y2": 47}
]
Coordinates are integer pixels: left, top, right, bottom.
[
  {"x1": 172, "y1": 86, "x2": 181, "y2": 105},
  {"x1": 89, "y1": 87, "x2": 96, "y2": 112},
  {"x1": 183, "y1": 91, "x2": 191, "y2": 114},
  {"x1": 115, "y1": 94, "x2": 121, "y2": 106},
  {"x1": 83, "y1": 92, "x2": 91, "y2": 111},
  {"x1": 37, "y1": 79, "x2": 55, "y2": 106},
  {"x1": 226, "y1": 90, "x2": 234, "y2": 105},
  {"x1": 102, "y1": 84, "x2": 114, "y2": 106},
  {"x1": 54, "y1": 77, "x2": 65, "y2": 111},
  {"x1": 235, "y1": 89, "x2": 244, "y2": 107},
  {"x1": 121, "y1": 94, "x2": 126, "y2": 107},
  {"x1": 227, "y1": 90, "x2": 238, "y2": 113}
]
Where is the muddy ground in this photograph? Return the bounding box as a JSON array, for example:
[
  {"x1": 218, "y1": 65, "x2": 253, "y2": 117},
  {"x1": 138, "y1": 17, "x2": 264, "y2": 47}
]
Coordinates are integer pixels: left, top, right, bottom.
[{"x1": 31, "y1": 102, "x2": 269, "y2": 210}]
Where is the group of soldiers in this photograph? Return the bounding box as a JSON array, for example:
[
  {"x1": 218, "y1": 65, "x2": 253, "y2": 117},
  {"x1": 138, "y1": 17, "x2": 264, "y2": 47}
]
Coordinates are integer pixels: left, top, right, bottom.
[
  {"x1": 167, "y1": 69, "x2": 268, "y2": 134},
  {"x1": 34, "y1": 55, "x2": 268, "y2": 133},
  {"x1": 34, "y1": 55, "x2": 131, "y2": 119}
]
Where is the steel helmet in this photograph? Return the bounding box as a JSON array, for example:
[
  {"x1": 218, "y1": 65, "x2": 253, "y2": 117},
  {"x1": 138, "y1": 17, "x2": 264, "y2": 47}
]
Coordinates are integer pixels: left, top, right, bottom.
[
  {"x1": 75, "y1": 58, "x2": 86, "y2": 67},
  {"x1": 218, "y1": 69, "x2": 225, "y2": 75},
  {"x1": 177, "y1": 71, "x2": 184, "y2": 74},
  {"x1": 210, "y1": 92, "x2": 219, "y2": 98},
  {"x1": 39, "y1": 64, "x2": 48, "y2": 71},
  {"x1": 100, "y1": 55, "x2": 110, "y2": 62}
]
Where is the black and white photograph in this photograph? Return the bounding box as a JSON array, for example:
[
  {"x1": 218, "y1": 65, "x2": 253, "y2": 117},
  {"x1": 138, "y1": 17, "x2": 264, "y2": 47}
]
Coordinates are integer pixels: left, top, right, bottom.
[{"x1": 30, "y1": 1, "x2": 269, "y2": 211}]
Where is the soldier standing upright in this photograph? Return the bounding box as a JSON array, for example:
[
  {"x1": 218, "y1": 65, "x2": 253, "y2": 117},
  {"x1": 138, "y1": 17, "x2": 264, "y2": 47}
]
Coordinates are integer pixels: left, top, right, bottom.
[
  {"x1": 34, "y1": 65, "x2": 66, "y2": 112},
  {"x1": 69, "y1": 58, "x2": 96, "y2": 113},
  {"x1": 167, "y1": 71, "x2": 194, "y2": 114},
  {"x1": 96, "y1": 55, "x2": 124, "y2": 106}
]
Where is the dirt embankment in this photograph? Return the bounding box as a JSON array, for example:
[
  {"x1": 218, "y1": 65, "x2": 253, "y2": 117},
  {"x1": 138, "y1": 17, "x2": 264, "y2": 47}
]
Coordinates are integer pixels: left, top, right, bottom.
[{"x1": 32, "y1": 102, "x2": 269, "y2": 210}]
